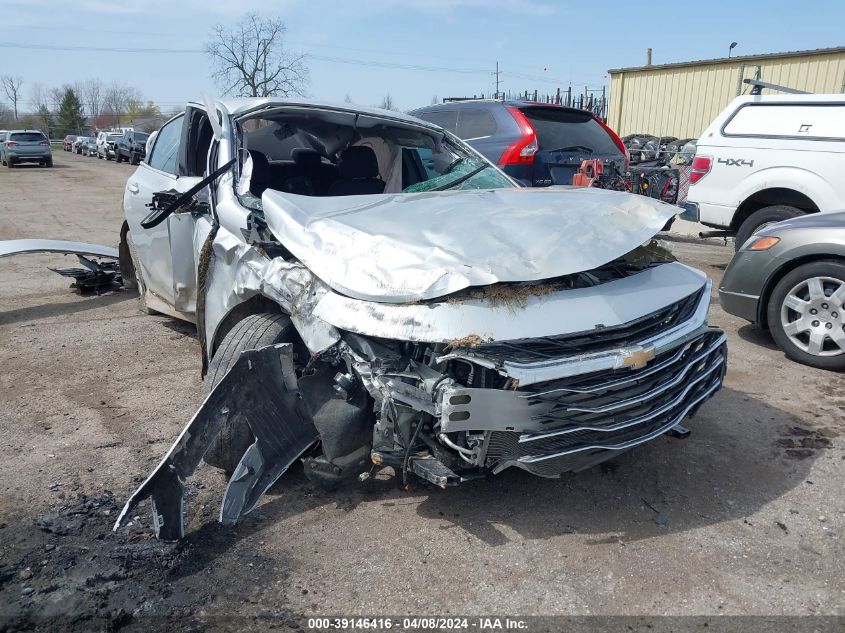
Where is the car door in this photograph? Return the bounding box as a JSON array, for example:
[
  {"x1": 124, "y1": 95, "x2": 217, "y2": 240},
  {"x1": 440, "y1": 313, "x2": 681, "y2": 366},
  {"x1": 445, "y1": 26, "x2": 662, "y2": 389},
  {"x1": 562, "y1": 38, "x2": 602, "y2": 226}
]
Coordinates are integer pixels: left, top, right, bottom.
[{"x1": 124, "y1": 112, "x2": 205, "y2": 318}]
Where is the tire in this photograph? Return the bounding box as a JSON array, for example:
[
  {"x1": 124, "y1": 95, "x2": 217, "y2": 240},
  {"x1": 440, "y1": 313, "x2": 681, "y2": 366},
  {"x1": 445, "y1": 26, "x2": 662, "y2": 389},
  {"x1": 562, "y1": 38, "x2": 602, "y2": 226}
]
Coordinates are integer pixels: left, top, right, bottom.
[
  {"x1": 6, "y1": 160, "x2": 12, "y2": 168},
  {"x1": 767, "y1": 260, "x2": 845, "y2": 371},
  {"x1": 115, "y1": 152, "x2": 122, "y2": 163},
  {"x1": 735, "y1": 205, "x2": 803, "y2": 251},
  {"x1": 203, "y1": 313, "x2": 300, "y2": 472},
  {"x1": 46, "y1": 159, "x2": 53, "y2": 168}
]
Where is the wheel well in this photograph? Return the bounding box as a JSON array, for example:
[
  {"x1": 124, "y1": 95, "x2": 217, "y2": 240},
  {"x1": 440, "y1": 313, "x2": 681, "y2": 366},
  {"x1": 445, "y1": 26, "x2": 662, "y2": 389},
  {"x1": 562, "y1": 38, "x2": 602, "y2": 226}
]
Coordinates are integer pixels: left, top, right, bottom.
[
  {"x1": 758, "y1": 255, "x2": 845, "y2": 328},
  {"x1": 731, "y1": 188, "x2": 819, "y2": 230},
  {"x1": 210, "y1": 295, "x2": 283, "y2": 356}
]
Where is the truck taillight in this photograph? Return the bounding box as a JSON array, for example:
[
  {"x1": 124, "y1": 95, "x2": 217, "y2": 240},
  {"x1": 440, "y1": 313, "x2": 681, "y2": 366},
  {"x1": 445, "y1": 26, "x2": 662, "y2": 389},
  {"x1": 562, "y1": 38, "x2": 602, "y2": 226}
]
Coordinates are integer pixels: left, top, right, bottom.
[
  {"x1": 690, "y1": 155, "x2": 712, "y2": 184},
  {"x1": 499, "y1": 106, "x2": 538, "y2": 165}
]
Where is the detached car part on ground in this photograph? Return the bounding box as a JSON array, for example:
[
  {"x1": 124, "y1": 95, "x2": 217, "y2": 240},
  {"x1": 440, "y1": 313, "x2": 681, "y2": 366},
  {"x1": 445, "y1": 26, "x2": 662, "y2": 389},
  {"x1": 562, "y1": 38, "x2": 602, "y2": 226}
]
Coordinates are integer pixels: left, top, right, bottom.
[
  {"x1": 720, "y1": 211, "x2": 845, "y2": 370},
  {"x1": 0, "y1": 98, "x2": 727, "y2": 541}
]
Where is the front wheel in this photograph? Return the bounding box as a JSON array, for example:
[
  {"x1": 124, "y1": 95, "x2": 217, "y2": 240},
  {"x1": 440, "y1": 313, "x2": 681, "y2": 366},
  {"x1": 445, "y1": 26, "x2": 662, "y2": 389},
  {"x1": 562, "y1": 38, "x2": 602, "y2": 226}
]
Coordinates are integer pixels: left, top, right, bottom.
[
  {"x1": 735, "y1": 205, "x2": 803, "y2": 251},
  {"x1": 767, "y1": 260, "x2": 845, "y2": 371},
  {"x1": 203, "y1": 313, "x2": 303, "y2": 472}
]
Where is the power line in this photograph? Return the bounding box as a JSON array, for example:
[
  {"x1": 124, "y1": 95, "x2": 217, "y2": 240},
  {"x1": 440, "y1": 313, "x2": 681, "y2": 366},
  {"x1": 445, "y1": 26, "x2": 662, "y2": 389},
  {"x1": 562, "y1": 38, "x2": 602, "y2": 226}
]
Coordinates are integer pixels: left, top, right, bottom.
[{"x1": 0, "y1": 41, "x2": 488, "y2": 75}]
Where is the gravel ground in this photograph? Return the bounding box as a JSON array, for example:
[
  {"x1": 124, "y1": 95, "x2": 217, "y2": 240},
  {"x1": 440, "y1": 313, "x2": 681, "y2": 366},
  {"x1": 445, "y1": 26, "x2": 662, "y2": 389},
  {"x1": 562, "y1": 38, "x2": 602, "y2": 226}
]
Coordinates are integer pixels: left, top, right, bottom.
[{"x1": 0, "y1": 152, "x2": 843, "y2": 631}]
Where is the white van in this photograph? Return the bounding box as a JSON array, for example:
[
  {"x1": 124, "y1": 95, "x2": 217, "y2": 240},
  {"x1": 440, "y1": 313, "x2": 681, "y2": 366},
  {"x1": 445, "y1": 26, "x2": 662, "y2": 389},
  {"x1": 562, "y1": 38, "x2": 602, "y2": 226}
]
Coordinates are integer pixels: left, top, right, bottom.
[{"x1": 681, "y1": 93, "x2": 845, "y2": 249}]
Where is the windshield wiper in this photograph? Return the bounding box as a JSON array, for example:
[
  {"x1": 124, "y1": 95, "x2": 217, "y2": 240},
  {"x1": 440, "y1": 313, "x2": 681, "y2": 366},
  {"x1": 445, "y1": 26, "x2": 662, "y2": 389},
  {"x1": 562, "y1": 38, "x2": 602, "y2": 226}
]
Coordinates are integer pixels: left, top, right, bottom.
[
  {"x1": 547, "y1": 145, "x2": 593, "y2": 154},
  {"x1": 432, "y1": 163, "x2": 490, "y2": 191}
]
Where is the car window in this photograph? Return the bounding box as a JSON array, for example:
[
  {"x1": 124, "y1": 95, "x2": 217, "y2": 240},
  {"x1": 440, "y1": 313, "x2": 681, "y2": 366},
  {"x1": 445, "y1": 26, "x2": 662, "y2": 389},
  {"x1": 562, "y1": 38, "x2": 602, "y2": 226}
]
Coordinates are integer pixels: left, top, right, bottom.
[
  {"x1": 147, "y1": 115, "x2": 184, "y2": 174},
  {"x1": 10, "y1": 132, "x2": 46, "y2": 142},
  {"x1": 414, "y1": 109, "x2": 458, "y2": 133},
  {"x1": 519, "y1": 107, "x2": 621, "y2": 155},
  {"x1": 456, "y1": 108, "x2": 497, "y2": 139},
  {"x1": 723, "y1": 103, "x2": 845, "y2": 140}
]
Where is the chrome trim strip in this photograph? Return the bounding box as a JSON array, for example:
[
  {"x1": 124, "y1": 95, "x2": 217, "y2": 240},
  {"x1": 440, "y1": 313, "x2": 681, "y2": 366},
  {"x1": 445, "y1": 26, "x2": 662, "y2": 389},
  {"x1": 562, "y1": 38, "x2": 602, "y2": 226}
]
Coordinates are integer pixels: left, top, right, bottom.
[
  {"x1": 519, "y1": 349, "x2": 725, "y2": 441},
  {"x1": 524, "y1": 335, "x2": 700, "y2": 399},
  {"x1": 555, "y1": 333, "x2": 726, "y2": 414},
  {"x1": 518, "y1": 379, "x2": 722, "y2": 464}
]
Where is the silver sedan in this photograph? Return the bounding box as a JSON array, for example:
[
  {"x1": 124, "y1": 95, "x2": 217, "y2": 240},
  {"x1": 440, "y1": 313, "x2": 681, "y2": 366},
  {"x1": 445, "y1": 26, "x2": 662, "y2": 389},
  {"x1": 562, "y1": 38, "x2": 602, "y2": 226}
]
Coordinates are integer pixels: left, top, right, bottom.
[{"x1": 719, "y1": 211, "x2": 845, "y2": 370}]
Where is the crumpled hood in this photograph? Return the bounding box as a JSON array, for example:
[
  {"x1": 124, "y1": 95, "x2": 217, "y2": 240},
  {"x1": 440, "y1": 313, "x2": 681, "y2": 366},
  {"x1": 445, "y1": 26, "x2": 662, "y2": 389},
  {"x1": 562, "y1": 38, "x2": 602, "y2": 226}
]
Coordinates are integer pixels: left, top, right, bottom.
[{"x1": 262, "y1": 187, "x2": 677, "y2": 303}]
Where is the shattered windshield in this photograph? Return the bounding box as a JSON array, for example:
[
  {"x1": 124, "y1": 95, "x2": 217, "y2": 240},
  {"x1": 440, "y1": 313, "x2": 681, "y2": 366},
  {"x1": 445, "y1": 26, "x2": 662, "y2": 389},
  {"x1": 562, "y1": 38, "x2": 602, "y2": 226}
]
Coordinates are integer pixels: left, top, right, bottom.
[{"x1": 234, "y1": 109, "x2": 512, "y2": 208}]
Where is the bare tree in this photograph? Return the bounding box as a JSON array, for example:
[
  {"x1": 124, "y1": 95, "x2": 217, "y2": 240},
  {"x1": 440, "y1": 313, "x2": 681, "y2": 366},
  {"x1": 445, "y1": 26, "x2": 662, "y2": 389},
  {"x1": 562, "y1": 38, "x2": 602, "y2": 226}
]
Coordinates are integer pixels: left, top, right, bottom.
[
  {"x1": 102, "y1": 83, "x2": 141, "y2": 127},
  {"x1": 79, "y1": 78, "x2": 104, "y2": 118},
  {"x1": 378, "y1": 94, "x2": 396, "y2": 111},
  {"x1": 48, "y1": 86, "x2": 65, "y2": 111},
  {"x1": 1, "y1": 76, "x2": 24, "y2": 120},
  {"x1": 205, "y1": 13, "x2": 309, "y2": 98},
  {"x1": 30, "y1": 83, "x2": 49, "y2": 112}
]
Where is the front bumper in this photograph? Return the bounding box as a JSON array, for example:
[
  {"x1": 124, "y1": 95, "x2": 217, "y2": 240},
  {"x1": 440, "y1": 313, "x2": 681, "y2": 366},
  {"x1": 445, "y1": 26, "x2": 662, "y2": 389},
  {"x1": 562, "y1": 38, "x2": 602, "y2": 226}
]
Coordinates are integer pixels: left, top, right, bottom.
[
  {"x1": 718, "y1": 288, "x2": 760, "y2": 322},
  {"x1": 718, "y1": 249, "x2": 775, "y2": 324},
  {"x1": 442, "y1": 327, "x2": 726, "y2": 477}
]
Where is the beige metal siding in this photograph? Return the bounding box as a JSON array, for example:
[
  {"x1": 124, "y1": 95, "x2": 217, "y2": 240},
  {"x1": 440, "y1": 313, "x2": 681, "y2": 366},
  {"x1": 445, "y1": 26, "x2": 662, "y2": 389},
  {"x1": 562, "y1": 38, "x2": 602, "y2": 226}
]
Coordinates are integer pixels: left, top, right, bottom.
[{"x1": 608, "y1": 51, "x2": 845, "y2": 138}]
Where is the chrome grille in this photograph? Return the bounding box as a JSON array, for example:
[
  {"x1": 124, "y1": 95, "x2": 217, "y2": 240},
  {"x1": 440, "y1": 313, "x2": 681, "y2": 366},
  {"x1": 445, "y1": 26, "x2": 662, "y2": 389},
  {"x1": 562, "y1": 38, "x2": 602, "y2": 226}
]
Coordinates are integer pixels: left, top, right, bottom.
[{"x1": 484, "y1": 329, "x2": 726, "y2": 477}]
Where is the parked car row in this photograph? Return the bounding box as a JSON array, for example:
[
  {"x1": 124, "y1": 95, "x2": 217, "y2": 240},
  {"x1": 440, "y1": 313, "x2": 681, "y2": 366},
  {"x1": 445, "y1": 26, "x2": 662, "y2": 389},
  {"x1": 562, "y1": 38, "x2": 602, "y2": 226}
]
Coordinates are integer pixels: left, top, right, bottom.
[{"x1": 61, "y1": 130, "x2": 150, "y2": 164}]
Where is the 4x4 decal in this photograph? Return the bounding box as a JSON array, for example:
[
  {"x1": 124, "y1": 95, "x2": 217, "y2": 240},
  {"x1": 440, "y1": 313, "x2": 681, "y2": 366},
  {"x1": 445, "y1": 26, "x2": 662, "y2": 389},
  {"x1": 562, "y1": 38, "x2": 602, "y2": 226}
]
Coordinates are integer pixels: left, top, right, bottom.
[{"x1": 717, "y1": 157, "x2": 755, "y2": 167}]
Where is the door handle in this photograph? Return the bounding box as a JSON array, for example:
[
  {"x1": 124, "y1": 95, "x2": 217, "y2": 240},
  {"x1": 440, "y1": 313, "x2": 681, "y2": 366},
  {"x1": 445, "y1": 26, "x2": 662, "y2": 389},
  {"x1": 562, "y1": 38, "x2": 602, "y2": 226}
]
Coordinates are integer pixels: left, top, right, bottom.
[{"x1": 128, "y1": 183, "x2": 139, "y2": 194}]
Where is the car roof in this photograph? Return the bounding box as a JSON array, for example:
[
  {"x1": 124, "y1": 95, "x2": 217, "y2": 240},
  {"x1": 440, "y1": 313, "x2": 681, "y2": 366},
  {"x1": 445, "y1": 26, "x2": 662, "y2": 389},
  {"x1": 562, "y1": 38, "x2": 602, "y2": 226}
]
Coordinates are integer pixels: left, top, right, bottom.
[
  {"x1": 9, "y1": 129, "x2": 46, "y2": 134},
  {"x1": 730, "y1": 93, "x2": 845, "y2": 106},
  {"x1": 413, "y1": 99, "x2": 590, "y2": 116},
  {"x1": 185, "y1": 97, "x2": 444, "y2": 132}
]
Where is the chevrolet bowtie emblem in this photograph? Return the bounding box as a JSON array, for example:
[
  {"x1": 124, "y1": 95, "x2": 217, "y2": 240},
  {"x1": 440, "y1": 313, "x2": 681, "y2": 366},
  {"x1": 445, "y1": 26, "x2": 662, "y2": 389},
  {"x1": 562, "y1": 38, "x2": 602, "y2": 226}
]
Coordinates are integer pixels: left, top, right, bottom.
[{"x1": 620, "y1": 347, "x2": 656, "y2": 370}]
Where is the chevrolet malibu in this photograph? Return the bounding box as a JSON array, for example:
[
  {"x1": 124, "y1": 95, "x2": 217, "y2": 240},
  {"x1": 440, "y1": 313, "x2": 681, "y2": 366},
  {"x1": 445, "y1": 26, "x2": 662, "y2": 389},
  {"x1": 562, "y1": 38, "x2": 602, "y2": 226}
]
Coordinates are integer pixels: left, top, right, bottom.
[{"x1": 0, "y1": 98, "x2": 728, "y2": 540}]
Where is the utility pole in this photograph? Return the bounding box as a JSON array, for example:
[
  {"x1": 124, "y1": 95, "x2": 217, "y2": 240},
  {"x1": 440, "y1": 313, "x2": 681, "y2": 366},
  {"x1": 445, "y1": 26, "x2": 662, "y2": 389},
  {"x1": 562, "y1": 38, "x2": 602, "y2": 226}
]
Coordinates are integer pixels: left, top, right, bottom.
[{"x1": 494, "y1": 61, "x2": 502, "y2": 100}]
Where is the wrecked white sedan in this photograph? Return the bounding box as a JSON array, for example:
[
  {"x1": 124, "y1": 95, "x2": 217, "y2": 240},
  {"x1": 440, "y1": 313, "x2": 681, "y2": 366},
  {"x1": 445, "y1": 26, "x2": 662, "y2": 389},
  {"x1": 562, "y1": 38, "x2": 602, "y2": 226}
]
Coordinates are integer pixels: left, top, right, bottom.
[{"x1": 102, "y1": 98, "x2": 727, "y2": 539}]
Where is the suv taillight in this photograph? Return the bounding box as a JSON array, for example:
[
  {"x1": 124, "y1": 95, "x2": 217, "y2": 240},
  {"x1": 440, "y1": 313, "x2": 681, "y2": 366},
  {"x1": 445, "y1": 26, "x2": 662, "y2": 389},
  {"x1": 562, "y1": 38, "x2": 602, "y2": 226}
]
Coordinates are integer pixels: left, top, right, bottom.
[
  {"x1": 499, "y1": 106, "x2": 538, "y2": 165},
  {"x1": 5, "y1": 141, "x2": 16, "y2": 147},
  {"x1": 594, "y1": 116, "x2": 630, "y2": 169},
  {"x1": 690, "y1": 155, "x2": 712, "y2": 184},
  {"x1": 39, "y1": 140, "x2": 50, "y2": 146}
]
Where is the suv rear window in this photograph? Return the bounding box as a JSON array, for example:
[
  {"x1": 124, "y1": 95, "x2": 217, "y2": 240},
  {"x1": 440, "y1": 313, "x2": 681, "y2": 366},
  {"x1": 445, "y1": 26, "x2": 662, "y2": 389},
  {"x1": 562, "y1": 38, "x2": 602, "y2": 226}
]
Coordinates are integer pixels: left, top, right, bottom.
[
  {"x1": 456, "y1": 108, "x2": 497, "y2": 139},
  {"x1": 519, "y1": 107, "x2": 621, "y2": 155},
  {"x1": 11, "y1": 132, "x2": 46, "y2": 142},
  {"x1": 414, "y1": 109, "x2": 457, "y2": 134}
]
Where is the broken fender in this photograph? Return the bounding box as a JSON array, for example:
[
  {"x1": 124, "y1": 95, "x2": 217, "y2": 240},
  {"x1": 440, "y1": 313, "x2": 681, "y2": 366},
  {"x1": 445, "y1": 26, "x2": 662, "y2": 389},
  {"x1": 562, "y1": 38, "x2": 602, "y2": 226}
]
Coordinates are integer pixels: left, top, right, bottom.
[{"x1": 114, "y1": 344, "x2": 318, "y2": 540}]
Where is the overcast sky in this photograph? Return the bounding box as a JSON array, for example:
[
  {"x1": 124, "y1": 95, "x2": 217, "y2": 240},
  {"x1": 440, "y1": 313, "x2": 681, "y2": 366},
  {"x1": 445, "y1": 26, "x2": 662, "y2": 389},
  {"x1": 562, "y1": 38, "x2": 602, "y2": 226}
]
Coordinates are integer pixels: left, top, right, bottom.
[{"x1": 3, "y1": 0, "x2": 844, "y2": 113}]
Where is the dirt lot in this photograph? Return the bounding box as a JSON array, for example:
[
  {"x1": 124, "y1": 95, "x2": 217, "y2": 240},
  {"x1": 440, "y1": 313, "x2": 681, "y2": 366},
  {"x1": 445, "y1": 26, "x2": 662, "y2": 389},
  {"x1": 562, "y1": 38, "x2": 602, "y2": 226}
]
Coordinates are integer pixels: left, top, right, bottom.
[{"x1": 0, "y1": 152, "x2": 843, "y2": 631}]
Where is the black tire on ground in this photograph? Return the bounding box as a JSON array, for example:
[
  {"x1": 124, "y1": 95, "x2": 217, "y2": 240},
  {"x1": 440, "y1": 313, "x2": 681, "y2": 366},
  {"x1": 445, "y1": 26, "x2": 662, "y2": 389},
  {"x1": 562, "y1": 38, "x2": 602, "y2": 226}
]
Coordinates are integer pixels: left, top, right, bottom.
[
  {"x1": 767, "y1": 260, "x2": 845, "y2": 371},
  {"x1": 203, "y1": 313, "x2": 300, "y2": 473},
  {"x1": 6, "y1": 159, "x2": 12, "y2": 168},
  {"x1": 115, "y1": 152, "x2": 122, "y2": 163},
  {"x1": 46, "y1": 159, "x2": 53, "y2": 168},
  {"x1": 734, "y1": 205, "x2": 803, "y2": 251}
]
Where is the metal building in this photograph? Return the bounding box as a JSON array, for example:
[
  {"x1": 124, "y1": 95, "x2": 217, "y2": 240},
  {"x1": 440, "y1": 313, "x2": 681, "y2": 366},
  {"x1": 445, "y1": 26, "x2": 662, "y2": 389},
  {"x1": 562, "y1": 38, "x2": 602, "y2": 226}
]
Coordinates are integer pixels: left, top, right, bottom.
[{"x1": 607, "y1": 46, "x2": 845, "y2": 139}]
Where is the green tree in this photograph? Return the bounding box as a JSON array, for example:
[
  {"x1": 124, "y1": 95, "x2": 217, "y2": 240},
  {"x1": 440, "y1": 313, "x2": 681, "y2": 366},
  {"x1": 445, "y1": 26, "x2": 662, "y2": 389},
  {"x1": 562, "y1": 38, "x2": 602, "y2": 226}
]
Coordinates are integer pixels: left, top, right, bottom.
[
  {"x1": 57, "y1": 87, "x2": 85, "y2": 136},
  {"x1": 126, "y1": 99, "x2": 162, "y2": 121}
]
